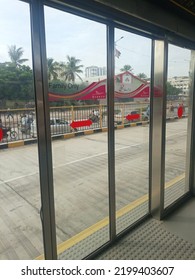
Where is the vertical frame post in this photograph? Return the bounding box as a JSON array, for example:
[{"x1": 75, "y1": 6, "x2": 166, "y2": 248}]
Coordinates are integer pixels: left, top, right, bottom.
[
  {"x1": 186, "y1": 50, "x2": 195, "y2": 195},
  {"x1": 107, "y1": 24, "x2": 116, "y2": 240},
  {"x1": 150, "y1": 40, "x2": 168, "y2": 219},
  {"x1": 30, "y1": 0, "x2": 57, "y2": 259}
]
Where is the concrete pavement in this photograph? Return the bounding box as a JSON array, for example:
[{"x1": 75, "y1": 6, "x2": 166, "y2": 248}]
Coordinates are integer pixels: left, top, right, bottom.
[{"x1": 0, "y1": 118, "x2": 188, "y2": 259}]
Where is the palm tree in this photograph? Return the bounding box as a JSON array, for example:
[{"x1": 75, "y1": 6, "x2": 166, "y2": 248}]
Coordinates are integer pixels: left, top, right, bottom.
[
  {"x1": 47, "y1": 58, "x2": 60, "y2": 81},
  {"x1": 8, "y1": 45, "x2": 28, "y2": 67},
  {"x1": 137, "y1": 73, "x2": 147, "y2": 79},
  {"x1": 61, "y1": 55, "x2": 83, "y2": 83},
  {"x1": 120, "y1": 64, "x2": 133, "y2": 72}
]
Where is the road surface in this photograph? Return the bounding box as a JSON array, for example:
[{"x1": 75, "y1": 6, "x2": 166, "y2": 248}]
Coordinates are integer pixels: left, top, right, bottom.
[{"x1": 0, "y1": 118, "x2": 188, "y2": 259}]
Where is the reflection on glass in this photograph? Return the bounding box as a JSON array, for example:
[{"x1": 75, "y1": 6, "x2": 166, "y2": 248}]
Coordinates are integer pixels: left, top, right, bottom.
[
  {"x1": 44, "y1": 6, "x2": 109, "y2": 259},
  {"x1": 0, "y1": 0, "x2": 43, "y2": 259},
  {"x1": 114, "y1": 29, "x2": 151, "y2": 234},
  {"x1": 164, "y1": 44, "x2": 191, "y2": 208}
]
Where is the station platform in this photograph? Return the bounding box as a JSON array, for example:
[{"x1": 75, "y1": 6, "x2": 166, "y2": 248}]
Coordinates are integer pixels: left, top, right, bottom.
[
  {"x1": 95, "y1": 197, "x2": 195, "y2": 260},
  {"x1": 57, "y1": 196, "x2": 195, "y2": 260}
]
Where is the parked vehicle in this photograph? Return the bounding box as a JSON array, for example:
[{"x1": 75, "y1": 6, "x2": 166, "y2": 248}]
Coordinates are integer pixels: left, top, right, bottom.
[
  {"x1": 31, "y1": 118, "x2": 72, "y2": 138},
  {"x1": 2, "y1": 127, "x2": 17, "y2": 140}
]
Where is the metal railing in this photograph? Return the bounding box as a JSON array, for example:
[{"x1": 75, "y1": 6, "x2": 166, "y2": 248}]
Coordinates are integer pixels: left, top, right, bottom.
[{"x1": 0, "y1": 101, "x2": 187, "y2": 143}]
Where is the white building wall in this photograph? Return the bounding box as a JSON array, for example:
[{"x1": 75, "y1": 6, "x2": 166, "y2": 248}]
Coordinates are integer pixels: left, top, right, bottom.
[{"x1": 168, "y1": 76, "x2": 189, "y2": 96}]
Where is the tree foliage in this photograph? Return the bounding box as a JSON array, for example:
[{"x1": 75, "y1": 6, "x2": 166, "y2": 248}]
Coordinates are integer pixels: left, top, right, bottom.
[
  {"x1": 166, "y1": 81, "x2": 182, "y2": 99},
  {"x1": 47, "y1": 58, "x2": 60, "y2": 81},
  {"x1": 0, "y1": 46, "x2": 86, "y2": 106},
  {"x1": 0, "y1": 63, "x2": 34, "y2": 102},
  {"x1": 120, "y1": 65, "x2": 134, "y2": 72},
  {"x1": 61, "y1": 55, "x2": 84, "y2": 82},
  {"x1": 8, "y1": 45, "x2": 28, "y2": 68},
  {"x1": 137, "y1": 73, "x2": 147, "y2": 79},
  {"x1": 1, "y1": 43, "x2": 88, "y2": 108}
]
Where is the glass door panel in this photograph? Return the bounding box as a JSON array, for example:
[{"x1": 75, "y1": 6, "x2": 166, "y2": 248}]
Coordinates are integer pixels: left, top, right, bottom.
[
  {"x1": 164, "y1": 44, "x2": 191, "y2": 208},
  {"x1": 0, "y1": 0, "x2": 43, "y2": 259},
  {"x1": 114, "y1": 29, "x2": 151, "y2": 234},
  {"x1": 44, "y1": 6, "x2": 109, "y2": 259}
]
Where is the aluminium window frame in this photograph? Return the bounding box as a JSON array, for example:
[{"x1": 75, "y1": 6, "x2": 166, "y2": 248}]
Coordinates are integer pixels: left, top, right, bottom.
[{"x1": 26, "y1": 0, "x2": 195, "y2": 259}]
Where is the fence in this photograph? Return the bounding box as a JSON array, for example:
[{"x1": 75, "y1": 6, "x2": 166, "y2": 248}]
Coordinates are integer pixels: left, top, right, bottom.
[{"x1": 0, "y1": 101, "x2": 187, "y2": 144}]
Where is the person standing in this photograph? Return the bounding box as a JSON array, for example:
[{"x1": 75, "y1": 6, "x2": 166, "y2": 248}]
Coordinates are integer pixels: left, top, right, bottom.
[{"x1": 6, "y1": 108, "x2": 13, "y2": 119}]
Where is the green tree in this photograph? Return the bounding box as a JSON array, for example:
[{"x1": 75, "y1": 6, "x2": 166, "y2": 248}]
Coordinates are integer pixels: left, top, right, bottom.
[
  {"x1": 0, "y1": 63, "x2": 33, "y2": 102},
  {"x1": 120, "y1": 64, "x2": 133, "y2": 72},
  {"x1": 166, "y1": 81, "x2": 182, "y2": 99},
  {"x1": 47, "y1": 58, "x2": 60, "y2": 81},
  {"x1": 61, "y1": 55, "x2": 83, "y2": 83},
  {"x1": 8, "y1": 45, "x2": 28, "y2": 67},
  {"x1": 137, "y1": 73, "x2": 147, "y2": 79}
]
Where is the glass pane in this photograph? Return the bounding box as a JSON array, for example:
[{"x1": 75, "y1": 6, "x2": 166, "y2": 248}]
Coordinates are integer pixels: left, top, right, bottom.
[
  {"x1": 0, "y1": 0, "x2": 43, "y2": 259},
  {"x1": 114, "y1": 29, "x2": 151, "y2": 234},
  {"x1": 164, "y1": 44, "x2": 191, "y2": 207},
  {"x1": 44, "y1": 6, "x2": 109, "y2": 259}
]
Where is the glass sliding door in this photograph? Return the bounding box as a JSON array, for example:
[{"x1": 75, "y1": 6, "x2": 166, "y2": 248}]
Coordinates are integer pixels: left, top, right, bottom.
[
  {"x1": 114, "y1": 28, "x2": 151, "y2": 233},
  {"x1": 44, "y1": 6, "x2": 109, "y2": 259},
  {"x1": 0, "y1": 0, "x2": 43, "y2": 259},
  {"x1": 164, "y1": 44, "x2": 191, "y2": 208}
]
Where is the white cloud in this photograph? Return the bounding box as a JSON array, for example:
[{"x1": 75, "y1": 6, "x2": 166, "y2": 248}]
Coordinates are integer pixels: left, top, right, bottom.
[
  {"x1": 0, "y1": 0, "x2": 32, "y2": 64},
  {"x1": 44, "y1": 6, "x2": 107, "y2": 68},
  {"x1": 0, "y1": 0, "x2": 192, "y2": 79}
]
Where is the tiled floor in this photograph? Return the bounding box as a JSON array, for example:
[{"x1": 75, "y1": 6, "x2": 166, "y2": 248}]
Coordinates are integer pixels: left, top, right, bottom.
[
  {"x1": 94, "y1": 197, "x2": 195, "y2": 260},
  {"x1": 162, "y1": 197, "x2": 195, "y2": 247}
]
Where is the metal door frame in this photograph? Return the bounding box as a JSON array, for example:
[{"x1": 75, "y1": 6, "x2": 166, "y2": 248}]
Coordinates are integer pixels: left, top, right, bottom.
[{"x1": 27, "y1": 0, "x2": 195, "y2": 258}]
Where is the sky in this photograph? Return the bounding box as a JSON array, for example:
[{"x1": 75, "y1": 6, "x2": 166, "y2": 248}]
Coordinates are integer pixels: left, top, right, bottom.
[{"x1": 0, "y1": 0, "x2": 192, "y2": 79}]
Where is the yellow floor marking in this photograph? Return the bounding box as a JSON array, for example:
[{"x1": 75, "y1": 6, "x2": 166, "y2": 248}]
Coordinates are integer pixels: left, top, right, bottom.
[
  {"x1": 84, "y1": 130, "x2": 94, "y2": 135},
  {"x1": 35, "y1": 173, "x2": 185, "y2": 260},
  {"x1": 116, "y1": 125, "x2": 124, "y2": 129},
  {"x1": 64, "y1": 133, "x2": 75, "y2": 139},
  {"x1": 8, "y1": 141, "x2": 24, "y2": 148},
  {"x1": 165, "y1": 173, "x2": 185, "y2": 189}
]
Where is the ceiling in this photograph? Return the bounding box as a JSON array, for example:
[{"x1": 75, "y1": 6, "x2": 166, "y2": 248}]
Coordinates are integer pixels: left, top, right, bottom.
[
  {"x1": 170, "y1": 0, "x2": 195, "y2": 15},
  {"x1": 149, "y1": 0, "x2": 195, "y2": 22}
]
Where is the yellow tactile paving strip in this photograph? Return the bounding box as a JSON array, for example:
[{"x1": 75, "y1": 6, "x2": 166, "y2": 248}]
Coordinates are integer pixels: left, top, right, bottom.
[{"x1": 35, "y1": 173, "x2": 185, "y2": 260}]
